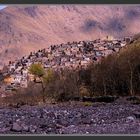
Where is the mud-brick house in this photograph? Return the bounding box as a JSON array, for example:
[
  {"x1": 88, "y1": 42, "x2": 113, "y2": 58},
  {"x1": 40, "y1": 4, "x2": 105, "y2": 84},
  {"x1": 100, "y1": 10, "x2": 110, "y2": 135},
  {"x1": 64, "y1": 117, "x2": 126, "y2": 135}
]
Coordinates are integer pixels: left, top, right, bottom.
[
  {"x1": 112, "y1": 40, "x2": 119, "y2": 44},
  {"x1": 120, "y1": 42, "x2": 126, "y2": 47},
  {"x1": 124, "y1": 37, "x2": 132, "y2": 44},
  {"x1": 46, "y1": 47, "x2": 52, "y2": 53},
  {"x1": 1, "y1": 93, "x2": 6, "y2": 98},
  {"x1": 65, "y1": 50, "x2": 71, "y2": 56},
  {"x1": 98, "y1": 46, "x2": 105, "y2": 51},
  {"x1": 95, "y1": 51, "x2": 103, "y2": 57},
  {"x1": 93, "y1": 45, "x2": 100, "y2": 51},
  {"x1": 22, "y1": 69, "x2": 28, "y2": 77},
  {"x1": 84, "y1": 57, "x2": 90, "y2": 61},
  {"x1": 27, "y1": 73, "x2": 35, "y2": 82},
  {"x1": 44, "y1": 63, "x2": 51, "y2": 69},
  {"x1": 77, "y1": 43, "x2": 83, "y2": 47},
  {"x1": 15, "y1": 66, "x2": 23, "y2": 72},
  {"x1": 112, "y1": 48, "x2": 120, "y2": 52},
  {"x1": 13, "y1": 75, "x2": 22, "y2": 84},
  {"x1": 64, "y1": 62, "x2": 71, "y2": 67},
  {"x1": 26, "y1": 62, "x2": 32, "y2": 67},
  {"x1": 80, "y1": 60, "x2": 88, "y2": 66},
  {"x1": 4, "y1": 75, "x2": 14, "y2": 85},
  {"x1": 103, "y1": 50, "x2": 113, "y2": 56},
  {"x1": 75, "y1": 53, "x2": 82, "y2": 58},
  {"x1": 9, "y1": 63, "x2": 16, "y2": 72}
]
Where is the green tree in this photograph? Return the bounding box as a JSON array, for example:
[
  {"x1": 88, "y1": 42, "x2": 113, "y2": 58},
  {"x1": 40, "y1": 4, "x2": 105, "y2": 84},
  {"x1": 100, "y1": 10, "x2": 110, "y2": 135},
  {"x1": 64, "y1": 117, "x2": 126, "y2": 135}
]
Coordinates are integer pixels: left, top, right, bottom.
[
  {"x1": 29, "y1": 64, "x2": 56, "y2": 103},
  {"x1": 29, "y1": 63, "x2": 45, "y2": 78}
]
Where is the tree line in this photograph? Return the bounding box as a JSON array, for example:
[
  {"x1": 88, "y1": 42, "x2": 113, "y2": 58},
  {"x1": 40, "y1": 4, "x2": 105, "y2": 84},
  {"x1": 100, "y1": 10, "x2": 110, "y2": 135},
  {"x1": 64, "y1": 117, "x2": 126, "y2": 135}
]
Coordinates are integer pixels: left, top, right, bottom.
[{"x1": 27, "y1": 38, "x2": 140, "y2": 103}]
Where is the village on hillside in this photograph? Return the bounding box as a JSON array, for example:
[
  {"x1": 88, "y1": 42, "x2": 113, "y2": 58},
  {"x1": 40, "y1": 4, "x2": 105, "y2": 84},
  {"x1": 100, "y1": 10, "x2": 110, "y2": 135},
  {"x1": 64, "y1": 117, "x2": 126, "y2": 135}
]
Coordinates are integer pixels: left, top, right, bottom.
[{"x1": 0, "y1": 36, "x2": 132, "y2": 95}]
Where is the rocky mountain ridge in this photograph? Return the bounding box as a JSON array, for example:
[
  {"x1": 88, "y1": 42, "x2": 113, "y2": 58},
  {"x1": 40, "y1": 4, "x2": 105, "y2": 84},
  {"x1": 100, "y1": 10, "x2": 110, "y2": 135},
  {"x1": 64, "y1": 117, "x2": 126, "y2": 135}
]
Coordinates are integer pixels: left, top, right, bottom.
[{"x1": 0, "y1": 5, "x2": 140, "y2": 66}]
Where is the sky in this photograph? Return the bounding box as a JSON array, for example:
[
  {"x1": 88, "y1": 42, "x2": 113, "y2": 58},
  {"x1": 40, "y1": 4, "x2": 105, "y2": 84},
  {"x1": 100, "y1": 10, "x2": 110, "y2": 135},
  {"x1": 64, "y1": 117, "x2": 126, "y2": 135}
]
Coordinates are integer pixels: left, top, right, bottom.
[{"x1": 0, "y1": 5, "x2": 7, "y2": 10}]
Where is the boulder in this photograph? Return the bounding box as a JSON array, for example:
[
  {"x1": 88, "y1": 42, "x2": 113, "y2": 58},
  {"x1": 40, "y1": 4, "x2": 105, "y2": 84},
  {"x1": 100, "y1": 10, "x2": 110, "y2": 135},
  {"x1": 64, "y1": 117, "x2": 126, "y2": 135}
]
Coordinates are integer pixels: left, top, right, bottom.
[
  {"x1": 127, "y1": 116, "x2": 135, "y2": 121},
  {"x1": 11, "y1": 123, "x2": 22, "y2": 132},
  {"x1": 133, "y1": 112, "x2": 140, "y2": 119},
  {"x1": 22, "y1": 124, "x2": 29, "y2": 132},
  {"x1": 29, "y1": 125, "x2": 37, "y2": 133}
]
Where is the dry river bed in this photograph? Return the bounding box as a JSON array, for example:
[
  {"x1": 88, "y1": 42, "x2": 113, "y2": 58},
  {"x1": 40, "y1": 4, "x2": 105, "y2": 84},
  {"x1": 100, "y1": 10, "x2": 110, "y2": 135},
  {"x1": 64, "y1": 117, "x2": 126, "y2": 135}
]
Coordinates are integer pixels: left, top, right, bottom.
[{"x1": 0, "y1": 97, "x2": 140, "y2": 135}]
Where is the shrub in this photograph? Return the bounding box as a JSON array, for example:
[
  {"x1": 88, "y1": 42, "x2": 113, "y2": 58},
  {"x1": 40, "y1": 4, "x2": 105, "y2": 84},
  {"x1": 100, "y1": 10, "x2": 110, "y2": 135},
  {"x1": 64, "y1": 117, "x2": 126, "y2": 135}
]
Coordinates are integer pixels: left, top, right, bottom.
[
  {"x1": 3, "y1": 82, "x2": 43, "y2": 107},
  {"x1": 29, "y1": 63, "x2": 45, "y2": 77},
  {"x1": 83, "y1": 102, "x2": 93, "y2": 106}
]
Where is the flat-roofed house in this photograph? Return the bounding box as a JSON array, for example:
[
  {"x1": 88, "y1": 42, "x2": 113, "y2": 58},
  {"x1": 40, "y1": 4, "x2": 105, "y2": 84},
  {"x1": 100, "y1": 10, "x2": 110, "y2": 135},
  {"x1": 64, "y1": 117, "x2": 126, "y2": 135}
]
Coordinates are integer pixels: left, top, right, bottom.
[
  {"x1": 4, "y1": 75, "x2": 14, "y2": 84},
  {"x1": 28, "y1": 73, "x2": 35, "y2": 82},
  {"x1": 103, "y1": 50, "x2": 113, "y2": 56},
  {"x1": 120, "y1": 42, "x2": 126, "y2": 47},
  {"x1": 13, "y1": 75, "x2": 22, "y2": 84},
  {"x1": 22, "y1": 69, "x2": 28, "y2": 77},
  {"x1": 9, "y1": 64, "x2": 16, "y2": 72}
]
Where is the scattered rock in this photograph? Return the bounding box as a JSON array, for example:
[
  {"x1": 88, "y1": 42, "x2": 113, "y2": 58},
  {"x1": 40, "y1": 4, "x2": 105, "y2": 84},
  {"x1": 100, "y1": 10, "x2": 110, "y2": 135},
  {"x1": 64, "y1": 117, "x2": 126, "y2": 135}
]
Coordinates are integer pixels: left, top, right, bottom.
[
  {"x1": 57, "y1": 120, "x2": 69, "y2": 127},
  {"x1": 11, "y1": 123, "x2": 22, "y2": 132},
  {"x1": 40, "y1": 124, "x2": 47, "y2": 129},
  {"x1": 0, "y1": 127, "x2": 11, "y2": 133},
  {"x1": 75, "y1": 112, "x2": 81, "y2": 118},
  {"x1": 0, "y1": 101, "x2": 139, "y2": 134},
  {"x1": 133, "y1": 112, "x2": 140, "y2": 119},
  {"x1": 126, "y1": 116, "x2": 135, "y2": 121},
  {"x1": 82, "y1": 118, "x2": 92, "y2": 124},
  {"x1": 29, "y1": 125, "x2": 37, "y2": 133},
  {"x1": 22, "y1": 124, "x2": 29, "y2": 132},
  {"x1": 56, "y1": 124, "x2": 64, "y2": 129}
]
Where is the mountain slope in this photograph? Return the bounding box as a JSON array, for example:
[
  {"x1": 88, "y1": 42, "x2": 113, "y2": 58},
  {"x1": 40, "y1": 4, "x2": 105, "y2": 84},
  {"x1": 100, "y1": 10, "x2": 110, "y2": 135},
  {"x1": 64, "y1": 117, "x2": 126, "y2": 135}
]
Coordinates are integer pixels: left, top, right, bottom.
[{"x1": 0, "y1": 5, "x2": 140, "y2": 66}]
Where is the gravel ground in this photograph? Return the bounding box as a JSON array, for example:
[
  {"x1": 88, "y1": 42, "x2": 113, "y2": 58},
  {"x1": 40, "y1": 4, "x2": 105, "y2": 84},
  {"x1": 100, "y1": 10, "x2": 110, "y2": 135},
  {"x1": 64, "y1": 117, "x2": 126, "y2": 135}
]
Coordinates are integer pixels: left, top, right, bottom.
[{"x1": 0, "y1": 98, "x2": 140, "y2": 135}]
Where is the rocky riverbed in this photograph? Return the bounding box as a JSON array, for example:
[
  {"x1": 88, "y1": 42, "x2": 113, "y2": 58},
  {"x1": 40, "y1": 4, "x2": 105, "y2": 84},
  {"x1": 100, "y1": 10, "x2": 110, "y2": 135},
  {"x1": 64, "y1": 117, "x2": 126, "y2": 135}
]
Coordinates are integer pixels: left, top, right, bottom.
[{"x1": 0, "y1": 97, "x2": 140, "y2": 135}]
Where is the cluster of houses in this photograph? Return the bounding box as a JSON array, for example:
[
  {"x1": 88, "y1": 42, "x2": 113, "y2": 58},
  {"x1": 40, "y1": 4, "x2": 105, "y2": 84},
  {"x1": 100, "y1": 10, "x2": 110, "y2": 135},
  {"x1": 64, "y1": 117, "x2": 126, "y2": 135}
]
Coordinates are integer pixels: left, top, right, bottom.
[{"x1": 0, "y1": 36, "x2": 132, "y2": 91}]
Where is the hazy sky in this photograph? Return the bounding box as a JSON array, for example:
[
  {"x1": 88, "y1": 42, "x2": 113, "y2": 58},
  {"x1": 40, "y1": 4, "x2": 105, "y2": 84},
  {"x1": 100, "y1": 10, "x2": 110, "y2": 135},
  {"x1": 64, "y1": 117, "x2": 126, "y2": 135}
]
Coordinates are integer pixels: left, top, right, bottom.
[{"x1": 0, "y1": 5, "x2": 7, "y2": 10}]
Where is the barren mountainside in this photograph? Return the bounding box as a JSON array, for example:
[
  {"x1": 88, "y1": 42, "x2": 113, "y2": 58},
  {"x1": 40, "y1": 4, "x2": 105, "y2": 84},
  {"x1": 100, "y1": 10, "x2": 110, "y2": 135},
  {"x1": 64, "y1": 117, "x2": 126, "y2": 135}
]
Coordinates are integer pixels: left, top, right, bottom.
[{"x1": 0, "y1": 5, "x2": 140, "y2": 66}]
